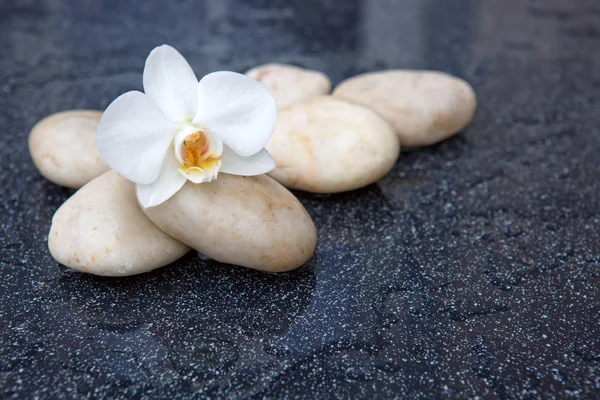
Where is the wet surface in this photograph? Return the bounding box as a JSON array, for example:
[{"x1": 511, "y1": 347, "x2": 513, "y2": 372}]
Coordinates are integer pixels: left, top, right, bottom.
[{"x1": 1, "y1": 0, "x2": 600, "y2": 398}]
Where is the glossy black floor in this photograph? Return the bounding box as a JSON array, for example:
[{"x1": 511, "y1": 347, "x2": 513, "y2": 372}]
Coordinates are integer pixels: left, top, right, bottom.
[{"x1": 1, "y1": 0, "x2": 599, "y2": 398}]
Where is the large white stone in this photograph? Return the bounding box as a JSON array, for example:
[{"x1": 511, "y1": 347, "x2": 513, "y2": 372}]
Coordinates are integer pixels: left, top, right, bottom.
[
  {"x1": 142, "y1": 174, "x2": 317, "y2": 272},
  {"x1": 266, "y1": 96, "x2": 400, "y2": 193},
  {"x1": 246, "y1": 63, "x2": 331, "y2": 110},
  {"x1": 29, "y1": 110, "x2": 110, "y2": 188},
  {"x1": 333, "y1": 70, "x2": 477, "y2": 147},
  {"x1": 49, "y1": 171, "x2": 190, "y2": 276}
]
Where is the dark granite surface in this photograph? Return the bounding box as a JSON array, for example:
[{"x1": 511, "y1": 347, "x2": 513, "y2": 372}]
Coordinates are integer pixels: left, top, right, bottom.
[{"x1": 1, "y1": 0, "x2": 600, "y2": 398}]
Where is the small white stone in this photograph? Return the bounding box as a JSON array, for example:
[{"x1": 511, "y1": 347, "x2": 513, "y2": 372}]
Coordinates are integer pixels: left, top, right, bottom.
[
  {"x1": 246, "y1": 63, "x2": 331, "y2": 110},
  {"x1": 333, "y1": 70, "x2": 477, "y2": 147},
  {"x1": 266, "y1": 96, "x2": 400, "y2": 193},
  {"x1": 142, "y1": 174, "x2": 317, "y2": 272},
  {"x1": 29, "y1": 110, "x2": 110, "y2": 188},
  {"x1": 49, "y1": 171, "x2": 190, "y2": 276}
]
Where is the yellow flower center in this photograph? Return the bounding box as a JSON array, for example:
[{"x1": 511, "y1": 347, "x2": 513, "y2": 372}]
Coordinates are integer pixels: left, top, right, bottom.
[{"x1": 180, "y1": 131, "x2": 221, "y2": 173}]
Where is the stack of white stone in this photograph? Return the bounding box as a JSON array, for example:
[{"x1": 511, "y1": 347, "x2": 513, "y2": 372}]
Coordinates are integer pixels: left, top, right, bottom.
[{"x1": 29, "y1": 64, "x2": 476, "y2": 277}]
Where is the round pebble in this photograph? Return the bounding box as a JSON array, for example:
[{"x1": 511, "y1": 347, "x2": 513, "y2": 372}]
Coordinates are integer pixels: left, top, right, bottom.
[
  {"x1": 246, "y1": 63, "x2": 331, "y2": 110},
  {"x1": 29, "y1": 110, "x2": 110, "y2": 188},
  {"x1": 142, "y1": 174, "x2": 317, "y2": 272},
  {"x1": 49, "y1": 171, "x2": 190, "y2": 276},
  {"x1": 333, "y1": 70, "x2": 477, "y2": 147},
  {"x1": 266, "y1": 96, "x2": 400, "y2": 193}
]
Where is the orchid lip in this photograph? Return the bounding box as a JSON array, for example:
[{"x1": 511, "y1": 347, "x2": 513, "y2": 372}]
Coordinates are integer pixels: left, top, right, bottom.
[{"x1": 173, "y1": 126, "x2": 223, "y2": 183}]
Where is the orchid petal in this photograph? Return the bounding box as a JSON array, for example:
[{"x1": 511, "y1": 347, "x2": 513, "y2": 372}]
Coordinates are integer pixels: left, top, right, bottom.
[
  {"x1": 143, "y1": 45, "x2": 198, "y2": 122},
  {"x1": 136, "y1": 151, "x2": 187, "y2": 208},
  {"x1": 219, "y1": 146, "x2": 275, "y2": 176},
  {"x1": 193, "y1": 71, "x2": 277, "y2": 157},
  {"x1": 97, "y1": 91, "x2": 177, "y2": 184}
]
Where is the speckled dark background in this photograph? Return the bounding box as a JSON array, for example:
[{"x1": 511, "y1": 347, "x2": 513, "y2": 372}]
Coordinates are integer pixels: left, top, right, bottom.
[{"x1": 1, "y1": 0, "x2": 599, "y2": 398}]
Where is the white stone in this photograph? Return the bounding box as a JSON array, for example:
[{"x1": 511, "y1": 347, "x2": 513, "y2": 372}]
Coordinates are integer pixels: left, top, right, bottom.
[
  {"x1": 246, "y1": 63, "x2": 331, "y2": 110},
  {"x1": 142, "y1": 174, "x2": 317, "y2": 272},
  {"x1": 333, "y1": 70, "x2": 477, "y2": 147},
  {"x1": 29, "y1": 110, "x2": 110, "y2": 188},
  {"x1": 266, "y1": 96, "x2": 400, "y2": 193},
  {"x1": 49, "y1": 171, "x2": 190, "y2": 276}
]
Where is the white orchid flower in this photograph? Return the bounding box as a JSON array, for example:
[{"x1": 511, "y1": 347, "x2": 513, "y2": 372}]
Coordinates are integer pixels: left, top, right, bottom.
[{"x1": 97, "y1": 45, "x2": 277, "y2": 208}]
